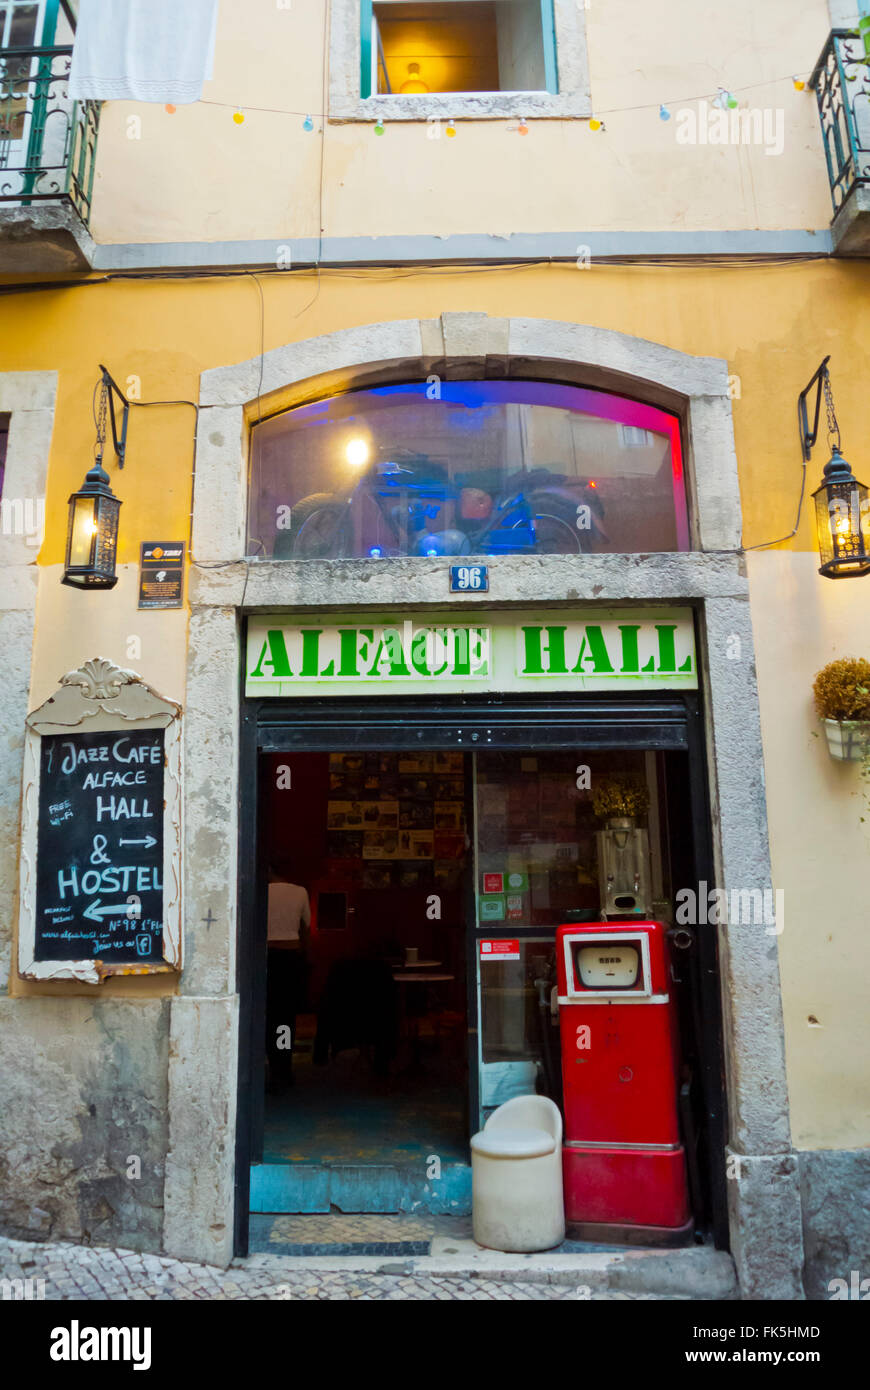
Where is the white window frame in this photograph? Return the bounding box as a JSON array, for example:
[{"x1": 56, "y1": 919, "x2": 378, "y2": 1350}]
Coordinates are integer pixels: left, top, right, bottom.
[{"x1": 329, "y1": 0, "x2": 591, "y2": 122}]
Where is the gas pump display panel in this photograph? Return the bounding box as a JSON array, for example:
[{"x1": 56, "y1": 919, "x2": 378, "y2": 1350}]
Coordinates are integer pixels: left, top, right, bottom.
[
  {"x1": 561, "y1": 930, "x2": 654, "y2": 1000},
  {"x1": 575, "y1": 943, "x2": 640, "y2": 990}
]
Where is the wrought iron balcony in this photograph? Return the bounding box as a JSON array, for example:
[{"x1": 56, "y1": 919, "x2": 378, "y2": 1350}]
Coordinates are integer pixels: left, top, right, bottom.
[
  {"x1": 810, "y1": 28, "x2": 870, "y2": 256},
  {"x1": 0, "y1": 39, "x2": 99, "y2": 270}
]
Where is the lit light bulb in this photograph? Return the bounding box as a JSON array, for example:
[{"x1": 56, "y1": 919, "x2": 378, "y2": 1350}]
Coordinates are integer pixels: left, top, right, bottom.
[
  {"x1": 233, "y1": 109, "x2": 245, "y2": 125},
  {"x1": 792, "y1": 76, "x2": 806, "y2": 91},
  {"x1": 517, "y1": 117, "x2": 529, "y2": 135},
  {"x1": 589, "y1": 116, "x2": 604, "y2": 132},
  {"x1": 303, "y1": 114, "x2": 314, "y2": 132},
  {"x1": 346, "y1": 438, "x2": 370, "y2": 467},
  {"x1": 659, "y1": 104, "x2": 671, "y2": 120},
  {"x1": 374, "y1": 118, "x2": 385, "y2": 135},
  {"x1": 400, "y1": 62, "x2": 429, "y2": 94},
  {"x1": 164, "y1": 103, "x2": 176, "y2": 114},
  {"x1": 446, "y1": 120, "x2": 457, "y2": 138},
  {"x1": 369, "y1": 546, "x2": 383, "y2": 558}
]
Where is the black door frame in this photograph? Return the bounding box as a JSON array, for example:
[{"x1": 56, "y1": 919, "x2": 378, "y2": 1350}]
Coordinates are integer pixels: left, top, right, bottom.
[{"x1": 233, "y1": 686, "x2": 726, "y2": 1256}]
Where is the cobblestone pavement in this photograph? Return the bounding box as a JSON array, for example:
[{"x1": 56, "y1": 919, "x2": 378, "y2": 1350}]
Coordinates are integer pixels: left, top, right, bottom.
[{"x1": 0, "y1": 1237, "x2": 678, "y2": 1301}]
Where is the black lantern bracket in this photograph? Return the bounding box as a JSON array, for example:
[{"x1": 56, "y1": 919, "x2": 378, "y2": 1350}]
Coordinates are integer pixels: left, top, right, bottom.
[
  {"x1": 798, "y1": 355, "x2": 833, "y2": 463},
  {"x1": 97, "y1": 364, "x2": 130, "y2": 469}
]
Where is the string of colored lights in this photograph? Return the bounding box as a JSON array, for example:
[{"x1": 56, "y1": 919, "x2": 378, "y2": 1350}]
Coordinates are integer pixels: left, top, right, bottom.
[{"x1": 181, "y1": 66, "x2": 841, "y2": 134}]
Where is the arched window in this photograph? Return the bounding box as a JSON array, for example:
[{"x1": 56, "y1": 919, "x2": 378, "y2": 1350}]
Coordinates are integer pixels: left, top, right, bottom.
[{"x1": 247, "y1": 379, "x2": 688, "y2": 560}]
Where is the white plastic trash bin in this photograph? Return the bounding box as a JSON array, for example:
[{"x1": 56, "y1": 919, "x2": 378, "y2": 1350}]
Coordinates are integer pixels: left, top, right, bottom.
[{"x1": 470, "y1": 1094, "x2": 565, "y2": 1252}]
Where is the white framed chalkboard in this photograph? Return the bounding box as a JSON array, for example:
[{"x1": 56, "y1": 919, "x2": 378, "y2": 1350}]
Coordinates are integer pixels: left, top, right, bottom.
[{"x1": 18, "y1": 658, "x2": 182, "y2": 983}]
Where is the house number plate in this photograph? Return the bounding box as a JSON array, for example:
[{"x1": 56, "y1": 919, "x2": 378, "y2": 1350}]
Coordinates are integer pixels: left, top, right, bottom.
[{"x1": 450, "y1": 565, "x2": 489, "y2": 593}]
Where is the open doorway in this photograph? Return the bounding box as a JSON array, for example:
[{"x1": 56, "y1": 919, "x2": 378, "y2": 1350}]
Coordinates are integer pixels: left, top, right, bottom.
[
  {"x1": 258, "y1": 749, "x2": 472, "y2": 1212},
  {"x1": 237, "y1": 694, "x2": 727, "y2": 1251},
  {"x1": 248, "y1": 738, "x2": 719, "y2": 1222}
]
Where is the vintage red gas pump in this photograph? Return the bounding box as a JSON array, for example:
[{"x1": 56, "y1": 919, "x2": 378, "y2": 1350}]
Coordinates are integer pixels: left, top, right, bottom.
[{"x1": 556, "y1": 920, "x2": 692, "y2": 1242}]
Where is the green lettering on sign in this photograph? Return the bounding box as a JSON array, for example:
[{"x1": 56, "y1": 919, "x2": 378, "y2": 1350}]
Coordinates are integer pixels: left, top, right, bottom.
[
  {"x1": 519, "y1": 626, "x2": 568, "y2": 674},
  {"x1": 656, "y1": 624, "x2": 677, "y2": 672},
  {"x1": 249, "y1": 630, "x2": 293, "y2": 680},
  {"x1": 338, "y1": 628, "x2": 373, "y2": 677},
  {"x1": 366, "y1": 628, "x2": 410, "y2": 678},
  {"x1": 299, "y1": 629, "x2": 324, "y2": 678},
  {"x1": 618, "y1": 625, "x2": 640, "y2": 673},
  {"x1": 571, "y1": 626, "x2": 615, "y2": 674}
]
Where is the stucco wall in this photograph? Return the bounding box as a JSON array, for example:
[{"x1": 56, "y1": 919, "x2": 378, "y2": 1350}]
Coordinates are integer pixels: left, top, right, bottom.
[
  {"x1": 748, "y1": 551, "x2": 870, "y2": 1151},
  {"x1": 0, "y1": 998, "x2": 169, "y2": 1249},
  {"x1": 86, "y1": 0, "x2": 834, "y2": 245},
  {"x1": 3, "y1": 269, "x2": 870, "y2": 1152}
]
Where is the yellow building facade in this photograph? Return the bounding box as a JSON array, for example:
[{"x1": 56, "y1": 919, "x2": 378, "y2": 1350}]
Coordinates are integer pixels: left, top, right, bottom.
[{"x1": 1, "y1": 0, "x2": 868, "y2": 1298}]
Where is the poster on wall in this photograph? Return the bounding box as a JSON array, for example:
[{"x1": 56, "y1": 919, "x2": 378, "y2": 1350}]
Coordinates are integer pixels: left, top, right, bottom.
[{"x1": 138, "y1": 541, "x2": 185, "y2": 609}]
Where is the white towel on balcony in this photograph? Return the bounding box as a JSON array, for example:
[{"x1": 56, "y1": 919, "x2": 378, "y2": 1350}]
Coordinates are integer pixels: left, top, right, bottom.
[{"x1": 68, "y1": 0, "x2": 218, "y2": 104}]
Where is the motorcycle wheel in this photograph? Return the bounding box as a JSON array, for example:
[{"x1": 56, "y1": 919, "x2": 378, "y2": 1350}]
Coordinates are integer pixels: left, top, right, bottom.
[
  {"x1": 282, "y1": 494, "x2": 349, "y2": 559},
  {"x1": 531, "y1": 511, "x2": 587, "y2": 555}
]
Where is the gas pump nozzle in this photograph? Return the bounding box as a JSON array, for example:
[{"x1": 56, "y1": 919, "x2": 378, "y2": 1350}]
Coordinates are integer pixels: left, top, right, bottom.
[{"x1": 533, "y1": 975, "x2": 560, "y2": 1102}]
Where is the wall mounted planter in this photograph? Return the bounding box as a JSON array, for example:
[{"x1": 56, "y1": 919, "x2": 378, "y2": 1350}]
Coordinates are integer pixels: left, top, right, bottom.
[{"x1": 822, "y1": 718, "x2": 870, "y2": 762}]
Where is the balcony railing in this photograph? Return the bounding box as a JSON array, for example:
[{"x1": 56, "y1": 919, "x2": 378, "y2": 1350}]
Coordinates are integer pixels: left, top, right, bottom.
[
  {"x1": 810, "y1": 28, "x2": 870, "y2": 218},
  {"x1": 0, "y1": 42, "x2": 99, "y2": 225}
]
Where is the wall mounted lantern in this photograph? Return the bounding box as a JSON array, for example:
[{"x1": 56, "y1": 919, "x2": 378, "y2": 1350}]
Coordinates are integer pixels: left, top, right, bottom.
[
  {"x1": 799, "y1": 357, "x2": 870, "y2": 580},
  {"x1": 62, "y1": 367, "x2": 128, "y2": 590}
]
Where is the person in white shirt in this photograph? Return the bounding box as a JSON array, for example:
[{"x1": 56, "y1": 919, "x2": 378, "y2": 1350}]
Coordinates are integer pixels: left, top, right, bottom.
[
  {"x1": 266, "y1": 871, "x2": 311, "y2": 1089},
  {"x1": 268, "y1": 879, "x2": 311, "y2": 947}
]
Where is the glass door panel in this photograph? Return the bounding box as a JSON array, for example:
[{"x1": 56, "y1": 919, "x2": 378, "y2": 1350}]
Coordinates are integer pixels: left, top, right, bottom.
[{"x1": 470, "y1": 749, "x2": 659, "y2": 1127}]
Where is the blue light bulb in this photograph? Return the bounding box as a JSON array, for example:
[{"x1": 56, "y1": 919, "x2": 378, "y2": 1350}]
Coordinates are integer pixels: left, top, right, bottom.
[
  {"x1": 303, "y1": 114, "x2": 314, "y2": 132},
  {"x1": 659, "y1": 104, "x2": 671, "y2": 121}
]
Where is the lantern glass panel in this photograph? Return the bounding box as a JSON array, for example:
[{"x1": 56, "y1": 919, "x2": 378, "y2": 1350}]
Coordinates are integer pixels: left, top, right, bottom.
[
  {"x1": 68, "y1": 496, "x2": 98, "y2": 568},
  {"x1": 93, "y1": 495, "x2": 120, "y2": 577}
]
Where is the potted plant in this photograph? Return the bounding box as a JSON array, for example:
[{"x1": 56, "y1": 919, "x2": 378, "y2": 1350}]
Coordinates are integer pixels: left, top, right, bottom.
[
  {"x1": 591, "y1": 777, "x2": 650, "y2": 828},
  {"x1": 812, "y1": 657, "x2": 870, "y2": 761}
]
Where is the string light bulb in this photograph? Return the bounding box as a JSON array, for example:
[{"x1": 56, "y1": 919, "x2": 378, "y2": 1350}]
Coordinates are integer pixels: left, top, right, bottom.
[
  {"x1": 303, "y1": 114, "x2": 314, "y2": 131},
  {"x1": 792, "y1": 76, "x2": 806, "y2": 91},
  {"x1": 232, "y1": 109, "x2": 245, "y2": 125},
  {"x1": 589, "y1": 116, "x2": 604, "y2": 131},
  {"x1": 164, "y1": 103, "x2": 176, "y2": 114},
  {"x1": 374, "y1": 117, "x2": 385, "y2": 135},
  {"x1": 659, "y1": 103, "x2": 671, "y2": 120},
  {"x1": 517, "y1": 116, "x2": 529, "y2": 135},
  {"x1": 446, "y1": 119, "x2": 457, "y2": 138}
]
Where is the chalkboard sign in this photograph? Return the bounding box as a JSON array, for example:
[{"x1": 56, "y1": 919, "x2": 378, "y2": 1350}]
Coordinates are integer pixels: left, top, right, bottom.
[{"x1": 34, "y1": 729, "x2": 166, "y2": 964}]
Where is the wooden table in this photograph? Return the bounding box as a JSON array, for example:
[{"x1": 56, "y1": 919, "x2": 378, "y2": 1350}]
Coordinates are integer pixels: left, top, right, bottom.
[{"x1": 392, "y1": 971, "x2": 456, "y2": 1072}]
